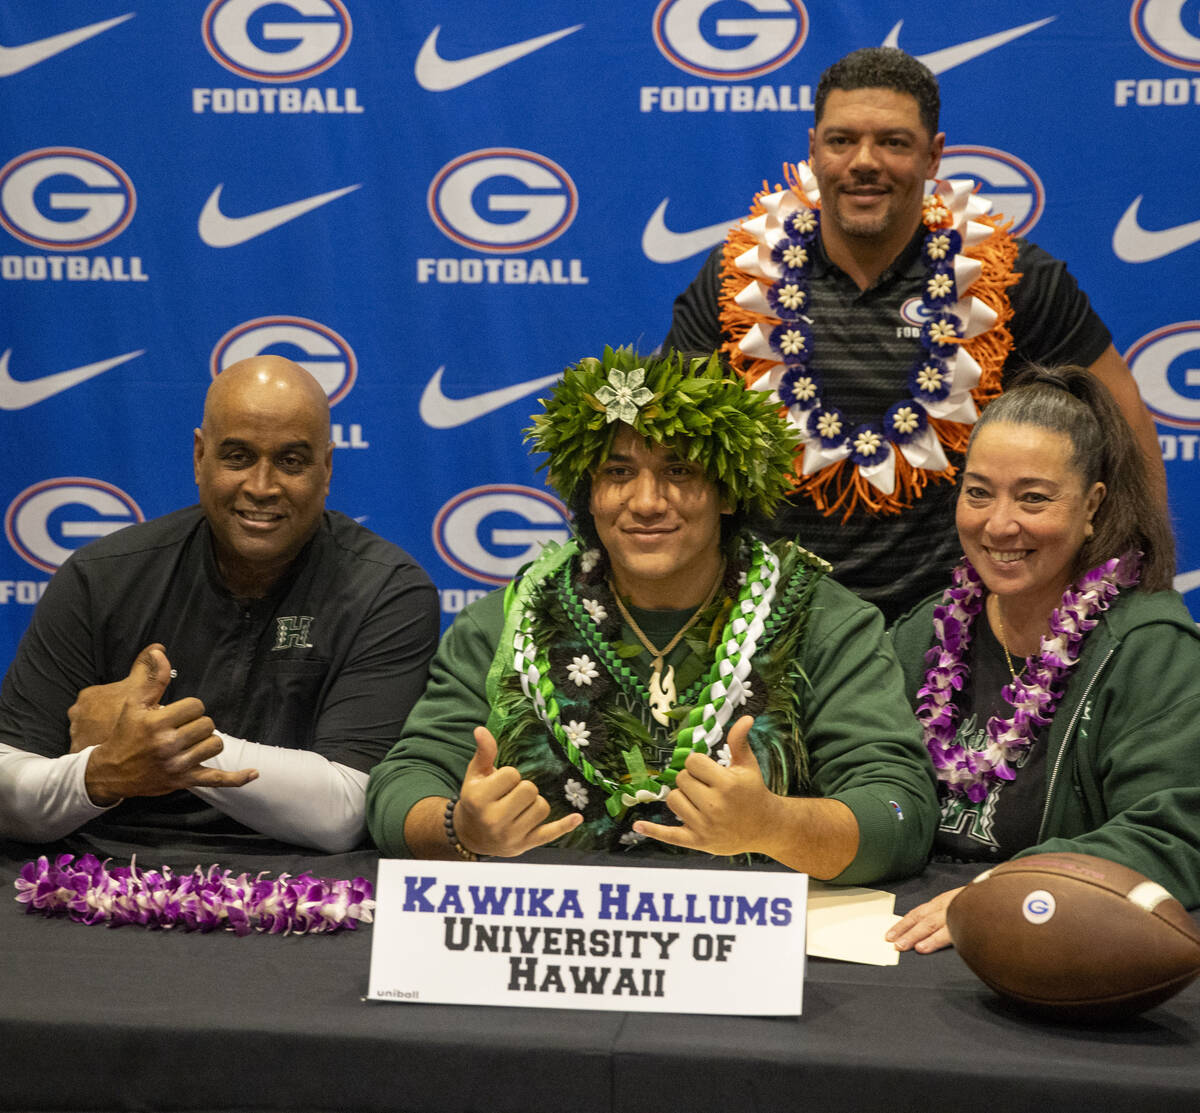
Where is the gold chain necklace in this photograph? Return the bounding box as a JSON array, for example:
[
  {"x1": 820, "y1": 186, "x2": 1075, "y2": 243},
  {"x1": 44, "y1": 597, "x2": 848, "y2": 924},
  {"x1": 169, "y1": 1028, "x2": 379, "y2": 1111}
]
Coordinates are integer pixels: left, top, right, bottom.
[
  {"x1": 991, "y1": 596, "x2": 1022, "y2": 681},
  {"x1": 608, "y1": 562, "x2": 726, "y2": 727}
]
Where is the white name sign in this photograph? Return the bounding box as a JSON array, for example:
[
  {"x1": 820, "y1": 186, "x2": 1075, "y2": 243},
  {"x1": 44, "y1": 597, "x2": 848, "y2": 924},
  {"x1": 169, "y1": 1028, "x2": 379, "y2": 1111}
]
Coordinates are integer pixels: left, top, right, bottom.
[{"x1": 367, "y1": 859, "x2": 807, "y2": 1015}]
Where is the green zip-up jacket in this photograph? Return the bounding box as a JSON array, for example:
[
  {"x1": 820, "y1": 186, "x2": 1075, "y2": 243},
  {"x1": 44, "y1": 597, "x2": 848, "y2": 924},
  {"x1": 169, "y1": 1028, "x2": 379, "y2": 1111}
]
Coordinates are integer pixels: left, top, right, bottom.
[{"x1": 891, "y1": 588, "x2": 1200, "y2": 906}]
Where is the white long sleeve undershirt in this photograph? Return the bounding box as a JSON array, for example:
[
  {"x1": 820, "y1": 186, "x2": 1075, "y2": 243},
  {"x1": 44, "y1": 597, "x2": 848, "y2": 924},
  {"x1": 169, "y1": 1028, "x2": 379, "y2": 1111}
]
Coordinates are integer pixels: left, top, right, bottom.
[
  {"x1": 0, "y1": 735, "x2": 368, "y2": 853},
  {"x1": 0, "y1": 743, "x2": 112, "y2": 842},
  {"x1": 191, "y1": 731, "x2": 368, "y2": 853}
]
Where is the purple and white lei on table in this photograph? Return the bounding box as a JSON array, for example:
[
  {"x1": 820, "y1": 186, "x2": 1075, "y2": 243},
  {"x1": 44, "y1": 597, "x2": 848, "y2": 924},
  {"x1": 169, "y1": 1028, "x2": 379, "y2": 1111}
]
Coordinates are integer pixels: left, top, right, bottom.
[
  {"x1": 14, "y1": 854, "x2": 374, "y2": 935},
  {"x1": 915, "y1": 552, "x2": 1141, "y2": 802}
]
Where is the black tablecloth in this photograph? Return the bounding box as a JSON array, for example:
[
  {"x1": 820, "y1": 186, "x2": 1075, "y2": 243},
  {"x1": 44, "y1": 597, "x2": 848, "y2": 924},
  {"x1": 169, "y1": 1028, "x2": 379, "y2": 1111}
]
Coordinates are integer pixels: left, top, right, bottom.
[{"x1": 1, "y1": 841, "x2": 1197, "y2": 1113}]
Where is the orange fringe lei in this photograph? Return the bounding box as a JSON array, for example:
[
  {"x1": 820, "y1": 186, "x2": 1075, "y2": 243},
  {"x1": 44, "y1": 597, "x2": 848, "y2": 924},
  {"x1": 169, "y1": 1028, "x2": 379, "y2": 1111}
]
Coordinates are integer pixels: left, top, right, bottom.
[{"x1": 718, "y1": 164, "x2": 1019, "y2": 520}]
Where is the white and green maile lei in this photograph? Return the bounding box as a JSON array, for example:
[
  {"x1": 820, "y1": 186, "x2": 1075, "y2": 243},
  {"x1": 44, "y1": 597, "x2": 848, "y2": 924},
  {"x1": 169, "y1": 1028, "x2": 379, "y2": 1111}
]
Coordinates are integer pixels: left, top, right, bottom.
[
  {"x1": 489, "y1": 534, "x2": 829, "y2": 840},
  {"x1": 514, "y1": 538, "x2": 780, "y2": 816}
]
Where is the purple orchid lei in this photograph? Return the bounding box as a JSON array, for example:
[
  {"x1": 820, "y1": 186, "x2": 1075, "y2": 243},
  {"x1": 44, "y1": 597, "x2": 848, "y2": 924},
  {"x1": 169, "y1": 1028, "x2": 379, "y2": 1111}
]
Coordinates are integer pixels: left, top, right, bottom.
[
  {"x1": 14, "y1": 854, "x2": 374, "y2": 935},
  {"x1": 915, "y1": 551, "x2": 1141, "y2": 802}
]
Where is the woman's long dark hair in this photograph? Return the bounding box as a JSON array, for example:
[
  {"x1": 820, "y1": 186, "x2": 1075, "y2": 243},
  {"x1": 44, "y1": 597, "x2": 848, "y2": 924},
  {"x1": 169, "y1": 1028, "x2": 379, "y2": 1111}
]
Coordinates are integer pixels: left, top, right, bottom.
[{"x1": 967, "y1": 366, "x2": 1175, "y2": 591}]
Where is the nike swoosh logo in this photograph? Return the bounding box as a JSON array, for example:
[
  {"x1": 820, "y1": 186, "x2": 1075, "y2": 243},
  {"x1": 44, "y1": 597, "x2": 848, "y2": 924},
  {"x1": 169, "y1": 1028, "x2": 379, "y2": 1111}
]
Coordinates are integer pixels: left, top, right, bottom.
[
  {"x1": 0, "y1": 13, "x2": 135, "y2": 78},
  {"x1": 420, "y1": 366, "x2": 561, "y2": 429},
  {"x1": 198, "y1": 183, "x2": 361, "y2": 248},
  {"x1": 883, "y1": 16, "x2": 1055, "y2": 75},
  {"x1": 415, "y1": 24, "x2": 583, "y2": 91},
  {"x1": 642, "y1": 200, "x2": 741, "y2": 264},
  {"x1": 1113, "y1": 196, "x2": 1200, "y2": 263},
  {"x1": 0, "y1": 348, "x2": 144, "y2": 410}
]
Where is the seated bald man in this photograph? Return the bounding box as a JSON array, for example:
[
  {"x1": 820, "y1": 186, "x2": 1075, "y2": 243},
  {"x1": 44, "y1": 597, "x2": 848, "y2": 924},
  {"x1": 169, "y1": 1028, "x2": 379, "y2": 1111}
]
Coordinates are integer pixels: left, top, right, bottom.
[{"x1": 0, "y1": 356, "x2": 439, "y2": 854}]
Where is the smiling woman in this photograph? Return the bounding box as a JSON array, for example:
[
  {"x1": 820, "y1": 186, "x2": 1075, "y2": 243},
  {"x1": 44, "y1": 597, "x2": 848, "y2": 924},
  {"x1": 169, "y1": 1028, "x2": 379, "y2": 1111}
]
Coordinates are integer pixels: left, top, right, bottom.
[
  {"x1": 888, "y1": 365, "x2": 1200, "y2": 954},
  {"x1": 955, "y1": 423, "x2": 1106, "y2": 632}
]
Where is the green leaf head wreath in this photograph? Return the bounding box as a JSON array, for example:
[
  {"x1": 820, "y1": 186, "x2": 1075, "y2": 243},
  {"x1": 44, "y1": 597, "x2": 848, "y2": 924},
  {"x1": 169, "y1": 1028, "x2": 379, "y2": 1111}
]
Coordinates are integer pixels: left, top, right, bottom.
[{"x1": 525, "y1": 346, "x2": 799, "y2": 516}]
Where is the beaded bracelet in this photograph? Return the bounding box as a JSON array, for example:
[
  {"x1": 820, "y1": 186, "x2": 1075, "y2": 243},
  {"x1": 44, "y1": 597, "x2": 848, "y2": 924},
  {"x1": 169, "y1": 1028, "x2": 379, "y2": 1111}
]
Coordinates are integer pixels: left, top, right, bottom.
[{"x1": 443, "y1": 796, "x2": 478, "y2": 862}]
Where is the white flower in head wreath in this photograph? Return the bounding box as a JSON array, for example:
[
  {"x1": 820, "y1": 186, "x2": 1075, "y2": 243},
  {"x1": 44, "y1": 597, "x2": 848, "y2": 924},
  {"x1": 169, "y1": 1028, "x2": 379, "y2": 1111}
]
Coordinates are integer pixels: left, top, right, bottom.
[{"x1": 594, "y1": 367, "x2": 653, "y2": 425}]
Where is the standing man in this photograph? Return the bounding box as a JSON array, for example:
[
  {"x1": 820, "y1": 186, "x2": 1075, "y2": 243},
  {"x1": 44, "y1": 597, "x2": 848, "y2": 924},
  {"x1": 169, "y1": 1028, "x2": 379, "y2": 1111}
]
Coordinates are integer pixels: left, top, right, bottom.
[
  {"x1": 663, "y1": 47, "x2": 1164, "y2": 622},
  {"x1": 0, "y1": 355, "x2": 439, "y2": 854},
  {"x1": 367, "y1": 348, "x2": 936, "y2": 884}
]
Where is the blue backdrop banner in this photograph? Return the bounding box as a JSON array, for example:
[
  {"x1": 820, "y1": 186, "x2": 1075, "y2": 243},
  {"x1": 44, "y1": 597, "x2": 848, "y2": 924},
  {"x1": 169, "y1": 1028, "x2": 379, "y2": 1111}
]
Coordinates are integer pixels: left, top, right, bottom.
[{"x1": 3, "y1": 0, "x2": 1199, "y2": 671}]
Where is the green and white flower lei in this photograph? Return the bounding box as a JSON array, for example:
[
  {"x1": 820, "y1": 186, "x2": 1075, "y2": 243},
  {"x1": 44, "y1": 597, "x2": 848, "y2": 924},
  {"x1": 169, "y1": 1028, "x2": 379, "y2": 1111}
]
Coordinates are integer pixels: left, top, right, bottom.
[{"x1": 511, "y1": 537, "x2": 782, "y2": 816}]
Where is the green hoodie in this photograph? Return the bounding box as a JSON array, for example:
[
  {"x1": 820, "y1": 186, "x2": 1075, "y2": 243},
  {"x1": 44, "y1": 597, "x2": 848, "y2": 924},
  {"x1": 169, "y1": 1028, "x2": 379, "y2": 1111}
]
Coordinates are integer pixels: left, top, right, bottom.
[{"x1": 891, "y1": 588, "x2": 1200, "y2": 906}]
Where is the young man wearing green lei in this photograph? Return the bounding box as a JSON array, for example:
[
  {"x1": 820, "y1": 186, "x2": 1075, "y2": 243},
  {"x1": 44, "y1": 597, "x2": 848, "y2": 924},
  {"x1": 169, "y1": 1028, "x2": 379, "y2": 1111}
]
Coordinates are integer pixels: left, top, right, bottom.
[{"x1": 367, "y1": 348, "x2": 937, "y2": 883}]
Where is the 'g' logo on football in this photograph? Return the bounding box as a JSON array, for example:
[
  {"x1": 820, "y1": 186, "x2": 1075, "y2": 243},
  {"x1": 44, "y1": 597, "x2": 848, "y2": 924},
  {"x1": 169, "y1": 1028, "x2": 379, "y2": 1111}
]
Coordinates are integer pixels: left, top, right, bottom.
[
  {"x1": 427, "y1": 149, "x2": 578, "y2": 254},
  {"x1": 5, "y1": 479, "x2": 143, "y2": 574},
  {"x1": 211, "y1": 316, "x2": 357, "y2": 406},
  {"x1": 1021, "y1": 890, "x2": 1057, "y2": 925},
  {"x1": 202, "y1": 0, "x2": 352, "y2": 82},
  {"x1": 0, "y1": 148, "x2": 135, "y2": 251},
  {"x1": 652, "y1": 0, "x2": 808, "y2": 80},
  {"x1": 1131, "y1": 0, "x2": 1200, "y2": 71}
]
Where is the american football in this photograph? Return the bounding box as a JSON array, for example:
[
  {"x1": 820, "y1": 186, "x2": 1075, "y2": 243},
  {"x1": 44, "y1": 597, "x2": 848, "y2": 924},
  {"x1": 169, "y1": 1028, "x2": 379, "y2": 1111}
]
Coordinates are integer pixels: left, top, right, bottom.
[{"x1": 946, "y1": 852, "x2": 1200, "y2": 1021}]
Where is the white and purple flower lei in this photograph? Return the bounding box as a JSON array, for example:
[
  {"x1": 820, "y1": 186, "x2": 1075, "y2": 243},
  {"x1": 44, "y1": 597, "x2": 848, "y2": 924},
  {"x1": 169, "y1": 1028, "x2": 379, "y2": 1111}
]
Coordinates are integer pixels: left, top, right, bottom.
[
  {"x1": 14, "y1": 854, "x2": 374, "y2": 935},
  {"x1": 915, "y1": 552, "x2": 1141, "y2": 802}
]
